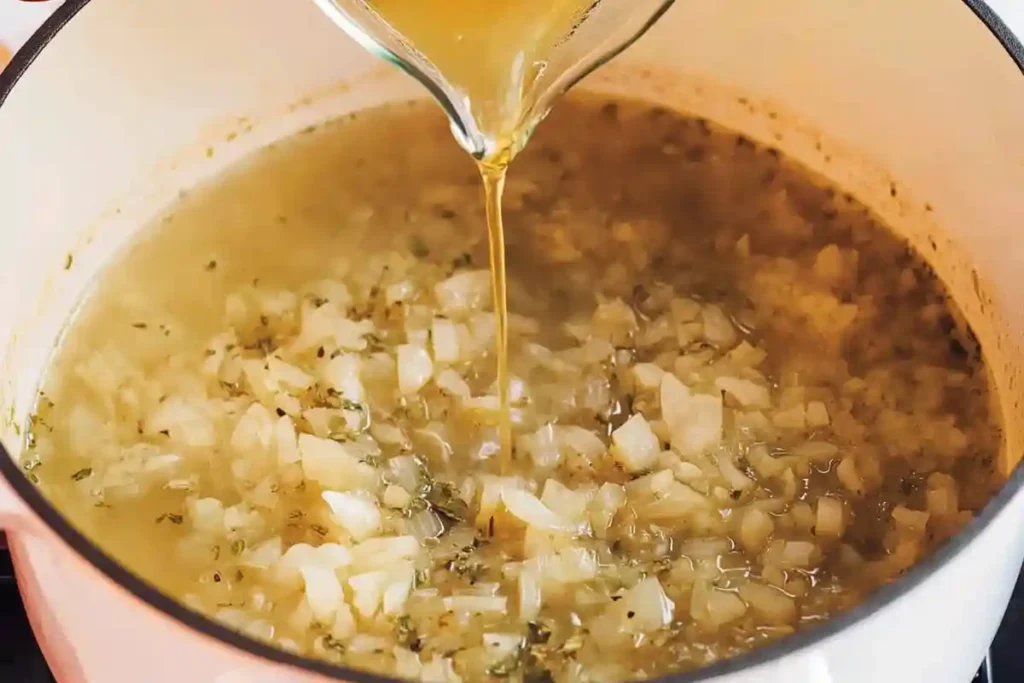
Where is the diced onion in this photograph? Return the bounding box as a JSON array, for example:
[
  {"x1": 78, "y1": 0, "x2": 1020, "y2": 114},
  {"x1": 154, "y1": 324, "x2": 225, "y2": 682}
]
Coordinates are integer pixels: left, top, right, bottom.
[
  {"x1": 483, "y1": 633, "x2": 523, "y2": 661},
  {"x1": 622, "y1": 577, "x2": 675, "y2": 631},
  {"x1": 704, "y1": 589, "x2": 747, "y2": 627},
  {"x1": 432, "y1": 318, "x2": 461, "y2": 363},
  {"x1": 780, "y1": 541, "x2": 819, "y2": 568},
  {"x1": 406, "y1": 509, "x2": 445, "y2": 542},
  {"x1": 633, "y1": 363, "x2": 665, "y2": 389},
  {"x1": 348, "y1": 570, "x2": 388, "y2": 618},
  {"x1": 241, "y1": 537, "x2": 283, "y2": 568},
  {"x1": 320, "y1": 353, "x2": 364, "y2": 402},
  {"x1": 739, "y1": 509, "x2": 774, "y2": 553},
  {"x1": 397, "y1": 344, "x2": 434, "y2": 395},
  {"x1": 386, "y1": 454, "x2": 421, "y2": 493},
  {"x1": 351, "y1": 536, "x2": 420, "y2": 570},
  {"x1": 435, "y1": 369, "x2": 472, "y2": 398},
  {"x1": 661, "y1": 374, "x2": 723, "y2": 456},
  {"x1": 738, "y1": 583, "x2": 796, "y2": 625},
  {"x1": 501, "y1": 488, "x2": 581, "y2": 535},
  {"x1": 892, "y1": 505, "x2": 930, "y2": 531},
  {"x1": 442, "y1": 596, "x2": 507, "y2": 614},
  {"x1": 559, "y1": 426, "x2": 607, "y2": 461},
  {"x1": 434, "y1": 271, "x2": 491, "y2": 314},
  {"x1": 322, "y1": 490, "x2": 382, "y2": 541},
  {"x1": 611, "y1": 414, "x2": 661, "y2": 473},
  {"x1": 299, "y1": 565, "x2": 343, "y2": 623},
  {"x1": 815, "y1": 497, "x2": 845, "y2": 537},
  {"x1": 715, "y1": 376, "x2": 770, "y2": 409},
  {"x1": 518, "y1": 568, "x2": 542, "y2": 620}
]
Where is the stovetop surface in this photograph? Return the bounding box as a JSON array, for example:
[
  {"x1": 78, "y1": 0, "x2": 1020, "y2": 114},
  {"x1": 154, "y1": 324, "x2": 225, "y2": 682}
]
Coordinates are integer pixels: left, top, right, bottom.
[{"x1": 0, "y1": 549, "x2": 1018, "y2": 682}]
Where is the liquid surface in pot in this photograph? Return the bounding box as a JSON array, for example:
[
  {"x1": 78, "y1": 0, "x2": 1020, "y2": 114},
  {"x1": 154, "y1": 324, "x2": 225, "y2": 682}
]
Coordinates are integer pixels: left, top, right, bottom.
[{"x1": 24, "y1": 96, "x2": 1003, "y2": 682}]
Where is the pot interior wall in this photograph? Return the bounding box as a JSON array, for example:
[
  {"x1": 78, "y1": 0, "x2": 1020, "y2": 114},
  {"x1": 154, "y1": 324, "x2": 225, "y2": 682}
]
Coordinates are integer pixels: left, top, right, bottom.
[{"x1": 0, "y1": 0, "x2": 1021, "y2": 482}]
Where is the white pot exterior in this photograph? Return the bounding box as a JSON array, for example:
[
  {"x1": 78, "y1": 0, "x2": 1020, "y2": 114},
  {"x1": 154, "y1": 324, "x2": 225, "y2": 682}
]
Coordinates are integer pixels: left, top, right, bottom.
[{"x1": 0, "y1": 0, "x2": 1022, "y2": 682}]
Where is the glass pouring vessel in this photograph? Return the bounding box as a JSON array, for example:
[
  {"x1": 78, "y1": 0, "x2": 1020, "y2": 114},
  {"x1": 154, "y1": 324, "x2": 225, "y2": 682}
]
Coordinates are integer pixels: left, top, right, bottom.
[{"x1": 311, "y1": 0, "x2": 677, "y2": 160}]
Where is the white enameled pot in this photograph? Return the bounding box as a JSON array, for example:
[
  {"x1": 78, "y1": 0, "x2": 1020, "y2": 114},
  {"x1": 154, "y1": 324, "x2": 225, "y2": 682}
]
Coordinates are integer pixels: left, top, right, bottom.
[{"x1": 0, "y1": 0, "x2": 1023, "y2": 681}]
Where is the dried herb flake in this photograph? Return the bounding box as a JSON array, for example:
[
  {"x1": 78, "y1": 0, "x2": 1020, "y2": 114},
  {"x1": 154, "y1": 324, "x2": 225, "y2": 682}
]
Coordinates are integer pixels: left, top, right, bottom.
[{"x1": 71, "y1": 467, "x2": 93, "y2": 481}]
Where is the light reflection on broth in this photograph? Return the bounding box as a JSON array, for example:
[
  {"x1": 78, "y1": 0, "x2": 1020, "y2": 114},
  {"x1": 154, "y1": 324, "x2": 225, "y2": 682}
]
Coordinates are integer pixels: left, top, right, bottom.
[{"x1": 25, "y1": 96, "x2": 1003, "y2": 681}]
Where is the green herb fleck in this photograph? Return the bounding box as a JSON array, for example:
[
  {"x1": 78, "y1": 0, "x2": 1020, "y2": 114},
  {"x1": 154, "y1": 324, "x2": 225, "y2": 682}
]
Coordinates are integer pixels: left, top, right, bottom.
[
  {"x1": 156, "y1": 512, "x2": 184, "y2": 525},
  {"x1": 27, "y1": 414, "x2": 52, "y2": 433},
  {"x1": 651, "y1": 557, "x2": 673, "y2": 574},
  {"x1": 487, "y1": 642, "x2": 526, "y2": 677},
  {"x1": 310, "y1": 523, "x2": 328, "y2": 537},
  {"x1": 364, "y1": 333, "x2": 386, "y2": 352},
  {"x1": 244, "y1": 336, "x2": 275, "y2": 354},
  {"x1": 560, "y1": 633, "x2": 585, "y2": 655},
  {"x1": 446, "y1": 545, "x2": 485, "y2": 581},
  {"x1": 395, "y1": 615, "x2": 423, "y2": 651},
  {"x1": 339, "y1": 398, "x2": 364, "y2": 412},
  {"x1": 527, "y1": 621, "x2": 552, "y2": 646},
  {"x1": 319, "y1": 634, "x2": 346, "y2": 654},
  {"x1": 64, "y1": 253, "x2": 73, "y2": 270},
  {"x1": 403, "y1": 497, "x2": 428, "y2": 517},
  {"x1": 71, "y1": 467, "x2": 93, "y2": 481},
  {"x1": 414, "y1": 568, "x2": 430, "y2": 588},
  {"x1": 340, "y1": 399, "x2": 371, "y2": 432},
  {"x1": 408, "y1": 234, "x2": 430, "y2": 258},
  {"x1": 231, "y1": 539, "x2": 246, "y2": 555},
  {"x1": 427, "y1": 481, "x2": 470, "y2": 526}
]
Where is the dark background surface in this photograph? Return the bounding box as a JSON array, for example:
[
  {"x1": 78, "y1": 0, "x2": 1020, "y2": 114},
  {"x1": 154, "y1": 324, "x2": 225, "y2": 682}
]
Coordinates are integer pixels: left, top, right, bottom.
[{"x1": 0, "y1": 547, "x2": 1019, "y2": 682}]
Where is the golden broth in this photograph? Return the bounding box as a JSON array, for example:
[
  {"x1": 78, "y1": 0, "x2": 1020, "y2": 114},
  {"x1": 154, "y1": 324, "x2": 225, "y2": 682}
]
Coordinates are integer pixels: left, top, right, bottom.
[
  {"x1": 25, "y1": 96, "x2": 1003, "y2": 681},
  {"x1": 366, "y1": 0, "x2": 593, "y2": 143}
]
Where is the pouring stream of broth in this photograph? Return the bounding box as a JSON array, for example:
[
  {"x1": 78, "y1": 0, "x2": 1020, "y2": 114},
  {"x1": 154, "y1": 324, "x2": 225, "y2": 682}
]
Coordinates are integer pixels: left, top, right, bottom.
[{"x1": 314, "y1": 0, "x2": 675, "y2": 468}]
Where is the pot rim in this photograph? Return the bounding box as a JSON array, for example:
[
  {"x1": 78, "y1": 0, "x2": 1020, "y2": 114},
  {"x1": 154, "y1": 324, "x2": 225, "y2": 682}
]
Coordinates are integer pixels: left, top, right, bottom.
[{"x1": 0, "y1": 2, "x2": 1022, "y2": 681}]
